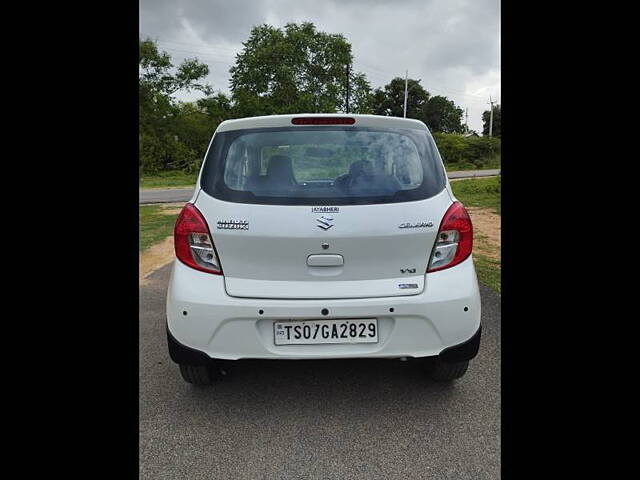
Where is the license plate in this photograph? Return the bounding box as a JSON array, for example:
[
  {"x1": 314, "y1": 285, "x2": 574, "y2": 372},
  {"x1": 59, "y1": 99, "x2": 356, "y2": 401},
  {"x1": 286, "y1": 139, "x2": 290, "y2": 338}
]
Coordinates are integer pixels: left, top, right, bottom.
[{"x1": 274, "y1": 319, "x2": 378, "y2": 345}]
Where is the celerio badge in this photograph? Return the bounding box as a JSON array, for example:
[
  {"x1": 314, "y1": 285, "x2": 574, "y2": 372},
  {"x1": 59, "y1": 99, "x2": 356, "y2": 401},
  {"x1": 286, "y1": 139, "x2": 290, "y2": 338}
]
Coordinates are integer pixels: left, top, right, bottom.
[{"x1": 398, "y1": 221, "x2": 433, "y2": 229}]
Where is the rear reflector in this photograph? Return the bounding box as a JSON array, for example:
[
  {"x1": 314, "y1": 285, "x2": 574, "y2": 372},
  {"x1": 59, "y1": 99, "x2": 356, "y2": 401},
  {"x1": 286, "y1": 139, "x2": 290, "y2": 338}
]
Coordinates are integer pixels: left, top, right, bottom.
[{"x1": 291, "y1": 117, "x2": 355, "y2": 125}]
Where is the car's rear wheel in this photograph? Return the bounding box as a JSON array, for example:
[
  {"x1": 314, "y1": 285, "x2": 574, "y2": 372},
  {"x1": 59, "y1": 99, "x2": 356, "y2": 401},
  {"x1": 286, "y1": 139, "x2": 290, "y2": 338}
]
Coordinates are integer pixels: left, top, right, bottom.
[
  {"x1": 430, "y1": 359, "x2": 469, "y2": 382},
  {"x1": 179, "y1": 363, "x2": 217, "y2": 386}
]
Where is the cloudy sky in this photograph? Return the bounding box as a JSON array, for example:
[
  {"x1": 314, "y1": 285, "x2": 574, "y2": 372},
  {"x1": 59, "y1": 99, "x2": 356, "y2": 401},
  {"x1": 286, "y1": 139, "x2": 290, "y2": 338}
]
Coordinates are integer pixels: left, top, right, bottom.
[{"x1": 140, "y1": 0, "x2": 500, "y2": 133}]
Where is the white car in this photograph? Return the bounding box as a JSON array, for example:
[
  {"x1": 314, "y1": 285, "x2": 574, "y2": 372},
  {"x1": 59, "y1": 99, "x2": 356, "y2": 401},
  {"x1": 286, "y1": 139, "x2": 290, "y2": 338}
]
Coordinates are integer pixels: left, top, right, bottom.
[{"x1": 166, "y1": 114, "x2": 481, "y2": 385}]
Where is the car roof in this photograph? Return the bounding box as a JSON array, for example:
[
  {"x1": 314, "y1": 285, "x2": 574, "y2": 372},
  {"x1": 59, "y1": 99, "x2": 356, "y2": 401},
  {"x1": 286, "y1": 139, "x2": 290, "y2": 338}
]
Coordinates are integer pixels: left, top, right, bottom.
[{"x1": 215, "y1": 113, "x2": 428, "y2": 133}]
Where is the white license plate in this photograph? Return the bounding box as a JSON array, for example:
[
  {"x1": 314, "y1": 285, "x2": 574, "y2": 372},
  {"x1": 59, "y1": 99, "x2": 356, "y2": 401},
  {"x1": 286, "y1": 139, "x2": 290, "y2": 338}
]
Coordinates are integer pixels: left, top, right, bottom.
[{"x1": 274, "y1": 318, "x2": 378, "y2": 345}]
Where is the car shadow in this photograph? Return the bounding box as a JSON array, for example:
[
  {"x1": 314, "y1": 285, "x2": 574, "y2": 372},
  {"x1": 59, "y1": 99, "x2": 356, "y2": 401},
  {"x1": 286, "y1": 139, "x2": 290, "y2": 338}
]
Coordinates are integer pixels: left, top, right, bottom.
[{"x1": 173, "y1": 358, "x2": 463, "y2": 420}]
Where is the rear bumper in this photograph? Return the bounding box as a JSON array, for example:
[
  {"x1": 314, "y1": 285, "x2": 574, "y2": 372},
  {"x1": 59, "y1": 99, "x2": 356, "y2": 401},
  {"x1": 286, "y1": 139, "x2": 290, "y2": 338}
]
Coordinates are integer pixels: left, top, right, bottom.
[
  {"x1": 166, "y1": 256, "x2": 482, "y2": 361},
  {"x1": 167, "y1": 322, "x2": 482, "y2": 365}
]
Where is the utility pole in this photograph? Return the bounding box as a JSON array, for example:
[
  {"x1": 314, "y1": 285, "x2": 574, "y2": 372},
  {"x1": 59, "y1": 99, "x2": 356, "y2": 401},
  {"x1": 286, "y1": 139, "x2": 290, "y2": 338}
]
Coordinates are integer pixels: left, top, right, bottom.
[
  {"x1": 403, "y1": 70, "x2": 408, "y2": 118},
  {"x1": 464, "y1": 107, "x2": 469, "y2": 133},
  {"x1": 488, "y1": 96, "x2": 494, "y2": 137},
  {"x1": 345, "y1": 63, "x2": 350, "y2": 114}
]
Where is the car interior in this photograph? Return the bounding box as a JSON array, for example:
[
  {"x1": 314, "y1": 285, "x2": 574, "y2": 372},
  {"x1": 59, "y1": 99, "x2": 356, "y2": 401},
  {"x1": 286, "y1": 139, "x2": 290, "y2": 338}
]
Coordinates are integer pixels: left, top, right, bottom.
[{"x1": 243, "y1": 153, "x2": 404, "y2": 196}]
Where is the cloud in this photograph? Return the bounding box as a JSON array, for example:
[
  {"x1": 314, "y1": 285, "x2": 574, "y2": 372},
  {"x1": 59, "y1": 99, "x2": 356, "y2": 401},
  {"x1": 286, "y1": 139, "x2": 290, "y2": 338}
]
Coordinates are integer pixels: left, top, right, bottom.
[{"x1": 140, "y1": 0, "x2": 500, "y2": 132}]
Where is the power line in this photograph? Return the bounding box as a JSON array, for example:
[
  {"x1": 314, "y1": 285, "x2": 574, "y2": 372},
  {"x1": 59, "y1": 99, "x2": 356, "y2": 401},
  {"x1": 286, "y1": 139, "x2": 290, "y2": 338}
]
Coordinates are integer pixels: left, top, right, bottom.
[
  {"x1": 355, "y1": 61, "x2": 488, "y2": 98},
  {"x1": 155, "y1": 43, "x2": 238, "y2": 58},
  {"x1": 153, "y1": 46, "x2": 235, "y2": 65},
  {"x1": 142, "y1": 36, "x2": 498, "y2": 127},
  {"x1": 143, "y1": 34, "x2": 500, "y2": 103},
  {"x1": 362, "y1": 68, "x2": 495, "y2": 105},
  {"x1": 145, "y1": 37, "x2": 499, "y2": 104},
  {"x1": 140, "y1": 34, "x2": 240, "y2": 55},
  {"x1": 353, "y1": 60, "x2": 497, "y2": 101}
]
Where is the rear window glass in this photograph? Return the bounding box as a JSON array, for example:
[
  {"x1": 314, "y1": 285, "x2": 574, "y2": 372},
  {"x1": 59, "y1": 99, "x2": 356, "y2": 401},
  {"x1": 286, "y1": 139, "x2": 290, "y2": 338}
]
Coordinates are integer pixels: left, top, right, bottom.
[{"x1": 201, "y1": 126, "x2": 446, "y2": 205}]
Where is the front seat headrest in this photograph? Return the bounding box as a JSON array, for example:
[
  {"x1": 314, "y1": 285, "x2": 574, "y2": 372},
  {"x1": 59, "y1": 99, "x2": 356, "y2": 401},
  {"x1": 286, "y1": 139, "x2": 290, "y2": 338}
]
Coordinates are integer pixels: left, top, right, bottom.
[
  {"x1": 349, "y1": 160, "x2": 374, "y2": 178},
  {"x1": 266, "y1": 155, "x2": 296, "y2": 185}
]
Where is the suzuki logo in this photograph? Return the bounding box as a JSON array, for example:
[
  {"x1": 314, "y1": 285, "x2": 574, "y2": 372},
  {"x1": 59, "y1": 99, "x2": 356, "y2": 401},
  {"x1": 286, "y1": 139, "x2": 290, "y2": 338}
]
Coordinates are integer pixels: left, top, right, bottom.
[{"x1": 316, "y1": 216, "x2": 334, "y2": 230}]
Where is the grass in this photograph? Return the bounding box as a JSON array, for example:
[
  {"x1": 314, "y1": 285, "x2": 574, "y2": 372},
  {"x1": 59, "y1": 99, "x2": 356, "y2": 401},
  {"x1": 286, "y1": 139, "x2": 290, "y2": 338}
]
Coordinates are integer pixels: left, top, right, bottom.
[
  {"x1": 451, "y1": 177, "x2": 501, "y2": 294},
  {"x1": 444, "y1": 154, "x2": 501, "y2": 172},
  {"x1": 473, "y1": 254, "x2": 501, "y2": 295},
  {"x1": 140, "y1": 171, "x2": 198, "y2": 189},
  {"x1": 450, "y1": 176, "x2": 501, "y2": 214},
  {"x1": 139, "y1": 205, "x2": 181, "y2": 252},
  {"x1": 472, "y1": 232, "x2": 501, "y2": 295}
]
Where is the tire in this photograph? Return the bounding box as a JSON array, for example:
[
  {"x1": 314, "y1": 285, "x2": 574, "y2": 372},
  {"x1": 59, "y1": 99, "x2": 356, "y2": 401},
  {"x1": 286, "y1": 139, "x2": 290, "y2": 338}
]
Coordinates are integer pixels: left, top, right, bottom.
[
  {"x1": 430, "y1": 359, "x2": 469, "y2": 382},
  {"x1": 179, "y1": 363, "x2": 217, "y2": 386}
]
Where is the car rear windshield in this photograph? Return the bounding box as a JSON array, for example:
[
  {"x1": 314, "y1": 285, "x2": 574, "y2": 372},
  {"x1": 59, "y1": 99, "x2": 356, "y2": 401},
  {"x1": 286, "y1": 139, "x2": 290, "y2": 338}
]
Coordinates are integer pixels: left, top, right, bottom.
[{"x1": 200, "y1": 126, "x2": 446, "y2": 205}]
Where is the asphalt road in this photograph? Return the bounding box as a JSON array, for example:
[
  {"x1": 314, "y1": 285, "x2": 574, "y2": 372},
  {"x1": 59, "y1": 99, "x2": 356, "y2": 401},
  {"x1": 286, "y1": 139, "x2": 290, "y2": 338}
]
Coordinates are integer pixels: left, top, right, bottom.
[
  {"x1": 139, "y1": 263, "x2": 501, "y2": 479},
  {"x1": 139, "y1": 169, "x2": 501, "y2": 204},
  {"x1": 445, "y1": 168, "x2": 500, "y2": 179}
]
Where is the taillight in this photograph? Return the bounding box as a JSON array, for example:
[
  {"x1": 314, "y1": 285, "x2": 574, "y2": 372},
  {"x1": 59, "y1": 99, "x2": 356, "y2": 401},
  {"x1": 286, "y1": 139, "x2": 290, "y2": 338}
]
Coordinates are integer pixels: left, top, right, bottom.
[
  {"x1": 174, "y1": 203, "x2": 222, "y2": 275},
  {"x1": 427, "y1": 202, "x2": 473, "y2": 273}
]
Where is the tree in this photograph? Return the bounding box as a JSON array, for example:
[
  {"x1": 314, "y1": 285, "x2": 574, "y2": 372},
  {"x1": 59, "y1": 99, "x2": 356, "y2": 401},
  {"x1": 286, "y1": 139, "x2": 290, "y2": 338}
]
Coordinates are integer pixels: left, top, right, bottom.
[
  {"x1": 370, "y1": 88, "x2": 388, "y2": 115},
  {"x1": 421, "y1": 95, "x2": 464, "y2": 133},
  {"x1": 370, "y1": 79, "x2": 466, "y2": 133},
  {"x1": 197, "y1": 92, "x2": 233, "y2": 125},
  {"x1": 171, "y1": 103, "x2": 216, "y2": 172},
  {"x1": 482, "y1": 104, "x2": 501, "y2": 137},
  {"x1": 139, "y1": 38, "x2": 211, "y2": 99},
  {"x1": 346, "y1": 72, "x2": 374, "y2": 114},
  {"x1": 139, "y1": 37, "x2": 212, "y2": 172},
  {"x1": 371, "y1": 77, "x2": 430, "y2": 118},
  {"x1": 229, "y1": 22, "x2": 371, "y2": 116}
]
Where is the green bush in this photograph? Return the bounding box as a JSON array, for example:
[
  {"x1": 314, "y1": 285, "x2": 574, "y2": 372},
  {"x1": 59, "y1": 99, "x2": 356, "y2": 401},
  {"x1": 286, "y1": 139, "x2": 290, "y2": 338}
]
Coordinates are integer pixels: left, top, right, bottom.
[
  {"x1": 139, "y1": 132, "x2": 167, "y2": 173},
  {"x1": 139, "y1": 130, "x2": 203, "y2": 174},
  {"x1": 432, "y1": 133, "x2": 469, "y2": 164},
  {"x1": 432, "y1": 133, "x2": 500, "y2": 169},
  {"x1": 466, "y1": 136, "x2": 500, "y2": 167}
]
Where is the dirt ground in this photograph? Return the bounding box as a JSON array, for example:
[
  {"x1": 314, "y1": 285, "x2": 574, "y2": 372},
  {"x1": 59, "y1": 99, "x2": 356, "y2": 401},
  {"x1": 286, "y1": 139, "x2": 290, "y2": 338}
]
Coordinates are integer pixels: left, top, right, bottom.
[
  {"x1": 139, "y1": 203, "x2": 183, "y2": 286},
  {"x1": 139, "y1": 236, "x2": 174, "y2": 286},
  {"x1": 467, "y1": 207, "x2": 501, "y2": 259}
]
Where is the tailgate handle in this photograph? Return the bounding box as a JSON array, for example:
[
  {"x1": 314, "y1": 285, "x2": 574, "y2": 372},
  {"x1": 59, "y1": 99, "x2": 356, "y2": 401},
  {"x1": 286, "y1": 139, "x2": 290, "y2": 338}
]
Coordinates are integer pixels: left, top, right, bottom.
[{"x1": 307, "y1": 254, "x2": 344, "y2": 267}]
